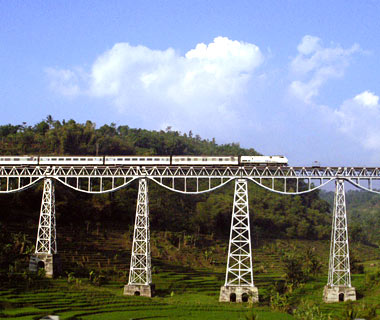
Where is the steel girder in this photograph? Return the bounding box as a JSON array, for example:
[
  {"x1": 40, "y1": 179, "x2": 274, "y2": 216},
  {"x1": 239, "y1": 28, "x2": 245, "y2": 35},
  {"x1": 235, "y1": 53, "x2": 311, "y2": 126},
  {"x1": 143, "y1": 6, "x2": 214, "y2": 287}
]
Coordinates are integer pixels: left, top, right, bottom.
[{"x1": 1, "y1": 165, "x2": 380, "y2": 194}]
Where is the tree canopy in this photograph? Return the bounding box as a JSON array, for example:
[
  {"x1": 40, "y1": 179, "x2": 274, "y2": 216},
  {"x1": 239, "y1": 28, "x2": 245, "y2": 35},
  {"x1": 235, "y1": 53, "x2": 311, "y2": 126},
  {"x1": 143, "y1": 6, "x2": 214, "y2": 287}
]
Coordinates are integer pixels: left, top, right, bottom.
[{"x1": 0, "y1": 117, "x2": 332, "y2": 241}]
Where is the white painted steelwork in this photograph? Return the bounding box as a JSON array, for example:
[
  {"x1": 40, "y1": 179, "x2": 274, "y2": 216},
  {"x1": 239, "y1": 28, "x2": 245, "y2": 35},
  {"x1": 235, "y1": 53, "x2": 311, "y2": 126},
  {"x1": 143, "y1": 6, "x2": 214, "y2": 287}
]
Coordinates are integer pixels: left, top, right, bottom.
[
  {"x1": 327, "y1": 179, "x2": 351, "y2": 287},
  {"x1": 128, "y1": 178, "x2": 152, "y2": 286},
  {"x1": 224, "y1": 179, "x2": 254, "y2": 287},
  {"x1": 3, "y1": 165, "x2": 380, "y2": 195},
  {"x1": 35, "y1": 178, "x2": 57, "y2": 254}
]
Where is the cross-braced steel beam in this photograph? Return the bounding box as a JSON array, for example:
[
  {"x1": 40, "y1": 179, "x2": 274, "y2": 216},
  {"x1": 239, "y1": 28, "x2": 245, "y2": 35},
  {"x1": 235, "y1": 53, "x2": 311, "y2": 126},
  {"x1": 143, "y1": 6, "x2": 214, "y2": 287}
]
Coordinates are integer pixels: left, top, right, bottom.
[
  {"x1": 3, "y1": 164, "x2": 380, "y2": 195},
  {"x1": 35, "y1": 178, "x2": 57, "y2": 254},
  {"x1": 128, "y1": 178, "x2": 152, "y2": 286}
]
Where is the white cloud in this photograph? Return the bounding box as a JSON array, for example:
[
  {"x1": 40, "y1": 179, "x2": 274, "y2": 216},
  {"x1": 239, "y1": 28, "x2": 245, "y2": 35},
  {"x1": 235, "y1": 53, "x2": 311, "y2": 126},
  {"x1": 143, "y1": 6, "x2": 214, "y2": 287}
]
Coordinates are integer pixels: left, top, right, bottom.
[
  {"x1": 335, "y1": 91, "x2": 380, "y2": 150},
  {"x1": 353, "y1": 90, "x2": 379, "y2": 107},
  {"x1": 45, "y1": 68, "x2": 84, "y2": 96},
  {"x1": 289, "y1": 35, "x2": 360, "y2": 103},
  {"x1": 47, "y1": 37, "x2": 263, "y2": 135}
]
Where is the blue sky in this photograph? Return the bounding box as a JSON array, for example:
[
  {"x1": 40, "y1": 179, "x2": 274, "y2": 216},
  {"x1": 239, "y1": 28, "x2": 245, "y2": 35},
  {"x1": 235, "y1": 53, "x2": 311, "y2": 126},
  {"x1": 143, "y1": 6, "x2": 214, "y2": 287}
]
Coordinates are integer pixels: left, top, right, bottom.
[{"x1": 1, "y1": 1, "x2": 380, "y2": 166}]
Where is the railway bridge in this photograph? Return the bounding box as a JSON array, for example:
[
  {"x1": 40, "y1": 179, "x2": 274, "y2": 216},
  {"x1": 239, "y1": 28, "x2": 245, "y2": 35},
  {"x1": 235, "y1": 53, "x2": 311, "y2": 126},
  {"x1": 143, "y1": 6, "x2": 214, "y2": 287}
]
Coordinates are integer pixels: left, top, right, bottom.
[{"x1": 2, "y1": 161, "x2": 380, "y2": 303}]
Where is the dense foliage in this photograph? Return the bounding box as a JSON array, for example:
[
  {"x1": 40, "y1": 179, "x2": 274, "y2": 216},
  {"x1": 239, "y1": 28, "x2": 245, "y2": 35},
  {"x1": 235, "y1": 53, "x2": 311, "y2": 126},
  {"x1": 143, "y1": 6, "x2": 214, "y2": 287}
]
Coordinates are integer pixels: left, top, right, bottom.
[
  {"x1": 320, "y1": 189, "x2": 380, "y2": 246},
  {"x1": 0, "y1": 117, "x2": 331, "y2": 241}
]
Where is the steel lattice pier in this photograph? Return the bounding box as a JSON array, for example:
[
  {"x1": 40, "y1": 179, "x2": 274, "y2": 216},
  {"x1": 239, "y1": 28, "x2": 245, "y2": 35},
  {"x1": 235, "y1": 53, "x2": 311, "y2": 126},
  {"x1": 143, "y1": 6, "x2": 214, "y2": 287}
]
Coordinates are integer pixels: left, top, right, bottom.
[{"x1": 1, "y1": 164, "x2": 371, "y2": 302}]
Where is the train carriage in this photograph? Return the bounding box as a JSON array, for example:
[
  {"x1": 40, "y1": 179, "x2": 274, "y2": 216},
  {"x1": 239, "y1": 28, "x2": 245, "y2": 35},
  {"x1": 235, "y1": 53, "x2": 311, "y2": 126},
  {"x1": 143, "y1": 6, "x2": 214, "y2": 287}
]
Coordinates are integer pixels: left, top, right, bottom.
[
  {"x1": 39, "y1": 156, "x2": 103, "y2": 165},
  {"x1": 105, "y1": 156, "x2": 170, "y2": 166},
  {"x1": 172, "y1": 156, "x2": 239, "y2": 166},
  {"x1": 0, "y1": 156, "x2": 39, "y2": 165},
  {"x1": 0, "y1": 155, "x2": 288, "y2": 166},
  {"x1": 240, "y1": 155, "x2": 288, "y2": 165}
]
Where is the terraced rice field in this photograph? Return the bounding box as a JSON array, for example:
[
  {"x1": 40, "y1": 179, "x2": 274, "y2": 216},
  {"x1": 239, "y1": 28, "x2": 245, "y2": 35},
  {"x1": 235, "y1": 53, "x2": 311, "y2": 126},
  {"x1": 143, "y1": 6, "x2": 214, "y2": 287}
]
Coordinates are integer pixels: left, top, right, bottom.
[
  {"x1": 0, "y1": 269, "x2": 295, "y2": 320},
  {"x1": 1, "y1": 227, "x2": 380, "y2": 319}
]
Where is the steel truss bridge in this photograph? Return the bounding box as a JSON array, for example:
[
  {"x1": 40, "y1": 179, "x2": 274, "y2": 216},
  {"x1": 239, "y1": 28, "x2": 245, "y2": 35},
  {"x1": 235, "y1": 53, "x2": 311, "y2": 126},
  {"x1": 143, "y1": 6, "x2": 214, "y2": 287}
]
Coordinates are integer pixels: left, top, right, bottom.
[{"x1": 2, "y1": 163, "x2": 379, "y2": 302}]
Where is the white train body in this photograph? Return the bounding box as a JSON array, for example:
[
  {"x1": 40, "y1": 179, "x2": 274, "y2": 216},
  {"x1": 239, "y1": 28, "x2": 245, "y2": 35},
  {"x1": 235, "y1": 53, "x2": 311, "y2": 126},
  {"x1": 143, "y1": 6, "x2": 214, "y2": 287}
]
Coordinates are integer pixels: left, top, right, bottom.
[
  {"x1": 172, "y1": 156, "x2": 239, "y2": 166},
  {"x1": 0, "y1": 155, "x2": 288, "y2": 166},
  {"x1": 0, "y1": 156, "x2": 39, "y2": 165},
  {"x1": 240, "y1": 155, "x2": 288, "y2": 165},
  {"x1": 39, "y1": 156, "x2": 103, "y2": 165},
  {"x1": 105, "y1": 156, "x2": 170, "y2": 165}
]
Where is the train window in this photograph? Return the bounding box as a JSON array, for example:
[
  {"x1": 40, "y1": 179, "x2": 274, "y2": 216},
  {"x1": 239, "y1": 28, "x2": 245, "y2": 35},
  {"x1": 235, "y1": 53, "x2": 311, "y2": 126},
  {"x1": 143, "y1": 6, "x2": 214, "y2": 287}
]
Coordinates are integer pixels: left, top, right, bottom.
[
  {"x1": 212, "y1": 158, "x2": 216, "y2": 161},
  {"x1": 219, "y1": 158, "x2": 223, "y2": 161},
  {"x1": 80, "y1": 158, "x2": 86, "y2": 161},
  {"x1": 132, "y1": 158, "x2": 137, "y2": 161},
  {"x1": 73, "y1": 158, "x2": 79, "y2": 161},
  {"x1": 88, "y1": 158, "x2": 93, "y2": 161},
  {"x1": 5, "y1": 158, "x2": 10, "y2": 161},
  {"x1": 187, "y1": 158, "x2": 192, "y2": 161},
  {"x1": 52, "y1": 158, "x2": 57, "y2": 161},
  {"x1": 59, "y1": 158, "x2": 64, "y2": 161},
  {"x1": 14, "y1": 158, "x2": 20, "y2": 161},
  {"x1": 117, "y1": 158, "x2": 122, "y2": 161},
  {"x1": 140, "y1": 158, "x2": 145, "y2": 161},
  {"x1": 147, "y1": 158, "x2": 152, "y2": 161},
  {"x1": 202, "y1": 158, "x2": 207, "y2": 161}
]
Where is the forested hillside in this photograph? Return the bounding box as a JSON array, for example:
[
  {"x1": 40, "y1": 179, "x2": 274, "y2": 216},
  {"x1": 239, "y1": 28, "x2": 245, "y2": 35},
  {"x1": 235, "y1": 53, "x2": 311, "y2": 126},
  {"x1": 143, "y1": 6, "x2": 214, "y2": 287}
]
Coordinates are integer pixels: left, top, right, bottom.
[
  {"x1": 0, "y1": 117, "x2": 332, "y2": 241},
  {"x1": 320, "y1": 189, "x2": 380, "y2": 246}
]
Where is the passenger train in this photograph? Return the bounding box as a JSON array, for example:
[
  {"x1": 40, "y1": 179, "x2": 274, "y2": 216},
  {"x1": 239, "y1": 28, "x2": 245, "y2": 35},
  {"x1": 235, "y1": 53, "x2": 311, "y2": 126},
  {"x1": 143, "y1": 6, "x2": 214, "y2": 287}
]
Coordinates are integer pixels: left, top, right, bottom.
[{"x1": 0, "y1": 155, "x2": 288, "y2": 166}]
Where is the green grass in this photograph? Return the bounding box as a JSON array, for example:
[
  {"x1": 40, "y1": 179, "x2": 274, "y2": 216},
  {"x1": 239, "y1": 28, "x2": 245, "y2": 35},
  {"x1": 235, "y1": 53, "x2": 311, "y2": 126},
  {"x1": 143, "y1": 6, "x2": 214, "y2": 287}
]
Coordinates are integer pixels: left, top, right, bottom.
[
  {"x1": 0, "y1": 262, "x2": 294, "y2": 320},
  {"x1": 1, "y1": 259, "x2": 380, "y2": 320},
  {"x1": 1, "y1": 228, "x2": 380, "y2": 320}
]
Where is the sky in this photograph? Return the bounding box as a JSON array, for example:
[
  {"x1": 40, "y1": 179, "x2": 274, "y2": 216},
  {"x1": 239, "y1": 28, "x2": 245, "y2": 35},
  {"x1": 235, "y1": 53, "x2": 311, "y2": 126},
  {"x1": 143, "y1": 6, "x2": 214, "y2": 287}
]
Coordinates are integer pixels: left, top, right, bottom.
[{"x1": 1, "y1": 1, "x2": 380, "y2": 166}]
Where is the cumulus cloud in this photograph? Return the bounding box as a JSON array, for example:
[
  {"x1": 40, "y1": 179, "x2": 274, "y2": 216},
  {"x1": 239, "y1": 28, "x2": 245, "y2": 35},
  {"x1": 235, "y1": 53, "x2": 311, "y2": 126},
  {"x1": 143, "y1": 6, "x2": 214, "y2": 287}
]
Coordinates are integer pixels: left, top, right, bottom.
[
  {"x1": 47, "y1": 37, "x2": 263, "y2": 134},
  {"x1": 335, "y1": 91, "x2": 380, "y2": 150},
  {"x1": 289, "y1": 35, "x2": 360, "y2": 103},
  {"x1": 45, "y1": 68, "x2": 85, "y2": 96}
]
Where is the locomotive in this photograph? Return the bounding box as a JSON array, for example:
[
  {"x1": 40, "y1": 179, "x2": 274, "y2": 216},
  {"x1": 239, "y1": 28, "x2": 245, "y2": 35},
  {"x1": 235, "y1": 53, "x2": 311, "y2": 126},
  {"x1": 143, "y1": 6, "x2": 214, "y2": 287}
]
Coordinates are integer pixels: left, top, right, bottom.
[{"x1": 0, "y1": 155, "x2": 288, "y2": 166}]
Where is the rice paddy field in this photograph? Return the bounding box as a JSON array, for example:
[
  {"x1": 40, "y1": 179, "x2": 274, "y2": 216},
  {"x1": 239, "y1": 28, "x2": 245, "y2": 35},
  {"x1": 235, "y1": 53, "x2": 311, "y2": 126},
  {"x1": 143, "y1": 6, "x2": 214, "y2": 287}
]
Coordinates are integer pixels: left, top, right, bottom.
[
  {"x1": 0, "y1": 268, "x2": 293, "y2": 320},
  {"x1": 1, "y1": 257, "x2": 380, "y2": 320},
  {"x1": 1, "y1": 228, "x2": 380, "y2": 319}
]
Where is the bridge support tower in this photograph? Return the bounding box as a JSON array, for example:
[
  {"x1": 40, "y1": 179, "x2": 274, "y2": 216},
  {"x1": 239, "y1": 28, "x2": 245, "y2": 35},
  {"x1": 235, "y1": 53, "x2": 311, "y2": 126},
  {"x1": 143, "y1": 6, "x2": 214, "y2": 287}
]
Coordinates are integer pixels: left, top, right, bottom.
[
  {"x1": 323, "y1": 179, "x2": 356, "y2": 303},
  {"x1": 29, "y1": 178, "x2": 60, "y2": 278},
  {"x1": 220, "y1": 179, "x2": 258, "y2": 303},
  {"x1": 124, "y1": 178, "x2": 154, "y2": 297}
]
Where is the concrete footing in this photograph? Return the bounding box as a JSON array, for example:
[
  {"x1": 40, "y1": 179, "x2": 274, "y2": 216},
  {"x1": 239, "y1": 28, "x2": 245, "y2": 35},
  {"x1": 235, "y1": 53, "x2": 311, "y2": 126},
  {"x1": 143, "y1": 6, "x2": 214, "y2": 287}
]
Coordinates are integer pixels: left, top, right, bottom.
[
  {"x1": 123, "y1": 284, "x2": 155, "y2": 297},
  {"x1": 323, "y1": 285, "x2": 356, "y2": 303},
  {"x1": 29, "y1": 254, "x2": 60, "y2": 278},
  {"x1": 219, "y1": 286, "x2": 259, "y2": 303}
]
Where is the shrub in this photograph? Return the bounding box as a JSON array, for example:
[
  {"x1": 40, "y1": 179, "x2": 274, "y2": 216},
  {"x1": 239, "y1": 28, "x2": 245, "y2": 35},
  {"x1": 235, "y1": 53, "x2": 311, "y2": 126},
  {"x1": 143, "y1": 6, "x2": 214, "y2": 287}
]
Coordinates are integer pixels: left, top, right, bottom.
[{"x1": 293, "y1": 301, "x2": 331, "y2": 320}]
